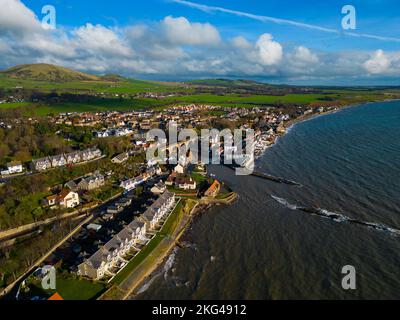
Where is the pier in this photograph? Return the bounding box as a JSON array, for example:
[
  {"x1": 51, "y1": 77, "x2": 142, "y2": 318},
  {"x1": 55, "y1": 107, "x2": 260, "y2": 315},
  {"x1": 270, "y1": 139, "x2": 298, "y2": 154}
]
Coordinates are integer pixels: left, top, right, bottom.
[{"x1": 223, "y1": 164, "x2": 301, "y2": 186}]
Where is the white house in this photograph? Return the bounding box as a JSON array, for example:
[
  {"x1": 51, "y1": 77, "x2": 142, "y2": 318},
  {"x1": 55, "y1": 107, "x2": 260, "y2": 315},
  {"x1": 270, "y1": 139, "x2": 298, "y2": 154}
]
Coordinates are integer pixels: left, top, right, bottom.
[
  {"x1": 65, "y1": 152, "x2": 82, "y2": 164},
  {"x1": 78, "y1": 172, "x2": 105, "y2": 191},
  {"x1": 176, "y1": 177, "x2": 197, "y2": 190},
  {"x1": 45, "y1": 194, "x2": 58, "y2": 207},
  {"x1": 142, "y1": 191, "x2": 175, "y2": 230},
  {"x1": 81, "y1": 147, "x2": 102, "y2": 162},
  {"x1": 78, "y1": 219, "x2": 147, "y2": 280},
  {"x1": 7, "y1": 161, "x2": 24, "y2": 174},
  {"x1": 78, "y1": 192, "x2": 175, "y2": 280},
  {"x1": 1, "y1": 161, "x2": 24, "y2": 176},
  {"x1": 94, "y1": 130, "x2": 110, "y2": 138},
  {"x1": 174, "y1": 163, "x2": 185, "y2": 174},
  {"x1": 151, "y1": 181, "x2": 166, "y2": 195},
  {"x1": 111, "y1": 152, "x2": 128, "y2": 164},
  {"x1": 45, "y1": 189, "x2": 80, "y2": 208},
  {"x1": 57, "y1": 189, "x2": 80, "y2": 208},
  {"x1": 31, "y1": 157, "x2": 52, "y2": 171},
  {"x1": 120, "y1": 178, "x2": 136, "y2": 191},
  {"x1": 50, "y1": 155, "x2": 67, "y2": 168}
]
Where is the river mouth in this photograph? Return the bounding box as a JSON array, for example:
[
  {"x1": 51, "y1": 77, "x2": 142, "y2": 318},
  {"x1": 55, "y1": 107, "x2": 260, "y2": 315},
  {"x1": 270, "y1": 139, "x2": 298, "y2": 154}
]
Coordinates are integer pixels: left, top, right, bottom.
[{"x1": 135, "y1": 100, "x2": 400, "y2": 300}]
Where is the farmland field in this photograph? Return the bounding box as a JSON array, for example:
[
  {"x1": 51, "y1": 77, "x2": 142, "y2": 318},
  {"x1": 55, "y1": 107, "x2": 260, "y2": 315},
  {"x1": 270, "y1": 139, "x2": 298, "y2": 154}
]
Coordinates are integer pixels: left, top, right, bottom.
[{"x1": 0, "y1": 74, "x2": 183, "y2": 94}]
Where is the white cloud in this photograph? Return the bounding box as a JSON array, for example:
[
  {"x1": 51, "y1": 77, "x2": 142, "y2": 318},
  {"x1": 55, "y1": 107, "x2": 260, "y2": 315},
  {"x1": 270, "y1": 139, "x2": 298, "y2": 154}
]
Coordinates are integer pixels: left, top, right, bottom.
[
  {"x1": 126, "y1": 25, "x2": 148, "y2": 40},
  {"x1": 74, "y1": 23, "x2": 133, "y2": 57},
  {"x1": 24, "y1": 33, "x2": 76, "y2": 58},
  {"x1": 231, "y1": 36, "x2": 252, "y2": 50},
  {"x1": 162, "y1": 16, "x2": 221, "y2": 46},
  {"x1": 0, "y1": 0, "x2": 42, "y2": 35},
  {"x1": 0, "y1": 39, "x2": 11, "y2": 53},
  {"x1": 363, "y1": 50, "x2": 391, "y2": 74},
  {"x1": 292, "y1": 46, "x2": 319, "y2": 65},
  {"x1": 1, "y1": 0, "x2": 400, "y2": 82},
  {"x1": 256, "y1": 33, "x2": 283, "y2": 66}
]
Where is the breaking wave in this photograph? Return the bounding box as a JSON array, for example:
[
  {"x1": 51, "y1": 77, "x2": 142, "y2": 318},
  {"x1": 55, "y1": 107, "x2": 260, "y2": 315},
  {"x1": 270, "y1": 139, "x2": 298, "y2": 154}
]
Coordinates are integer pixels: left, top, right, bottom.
[
  {"x1": 271, "y1": 195, "x2": 400, "y2": 236},
  {"x1": 136, "y1": 248, "x2": 178, "y2": 295}
]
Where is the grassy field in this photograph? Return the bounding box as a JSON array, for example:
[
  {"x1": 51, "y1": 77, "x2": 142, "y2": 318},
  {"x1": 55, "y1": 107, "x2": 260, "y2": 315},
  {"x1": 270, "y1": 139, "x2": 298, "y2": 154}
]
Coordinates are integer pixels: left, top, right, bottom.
[
  {"x1": 52, "y1": 278, "x2": 106, "y2": 300},
  {"x1": 163, "y1": 93, "x2": 327, "y2": 104},
  {"x1": 0, "y1": 97, "x2": 168, "y2": 116},
  {"x1": 1, "y1": 69, "x2": 398, "y2": 116},
  {"x1": 160, "y1": 91, "x2": 394, "y2": 106},
  {"x1": 0, "y1": 102, "x2": 33, "y2": 109},
  {"x1": 30, "y1": 98, "x2": 167, "y2": 116},
  {"x1": 27, "y1": 276, "x2": 106, "y2": 300},
  {"x1": 1, "y1": 90, "x2": 391, "y2": 116},
  {"x1": 0, "y1": 73, "x2": 182, "y2": 94}
]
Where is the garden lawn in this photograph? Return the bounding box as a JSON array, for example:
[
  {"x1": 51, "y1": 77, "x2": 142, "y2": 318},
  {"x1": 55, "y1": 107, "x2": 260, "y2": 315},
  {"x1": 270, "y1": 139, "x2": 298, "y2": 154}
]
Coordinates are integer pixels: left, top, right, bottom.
[{"x1": 29, "y1": 277, "x2": 106, "y2": 300}]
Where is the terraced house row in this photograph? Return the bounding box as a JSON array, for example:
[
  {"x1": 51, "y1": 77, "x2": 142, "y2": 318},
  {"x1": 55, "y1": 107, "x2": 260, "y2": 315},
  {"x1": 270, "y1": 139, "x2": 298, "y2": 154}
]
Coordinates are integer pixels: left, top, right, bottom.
[
  {"x1": 77, "y1": 191, "x2": 176, "y2": 280},
  {"x1": 120, "y1": 165, "x2": 162, "y2": 191},
  {"x1": 30, "y1": 147, "x2": 103, "y2": 171}
]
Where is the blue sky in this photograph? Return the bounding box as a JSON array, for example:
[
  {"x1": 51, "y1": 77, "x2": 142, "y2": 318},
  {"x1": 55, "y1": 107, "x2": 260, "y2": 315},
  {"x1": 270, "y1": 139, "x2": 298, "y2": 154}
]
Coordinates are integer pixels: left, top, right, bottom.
[
  {"x1": 22, "y1": 0, "x2": 400, "y2": 50},
  {"x1": 1, "y1": 0, "x2": 400, "y2": 84}
]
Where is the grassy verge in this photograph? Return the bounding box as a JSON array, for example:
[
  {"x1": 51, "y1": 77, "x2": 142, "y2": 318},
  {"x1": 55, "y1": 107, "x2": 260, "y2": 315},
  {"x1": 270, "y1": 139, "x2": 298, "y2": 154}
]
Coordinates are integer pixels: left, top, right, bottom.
[
  {"x1": 190, "y1": 172, "x2": 208, "y2": 184},
  {"x1": 166, "y1": 186, "x2": 197, "y2": 195},
  {"x1": 215, "y1": 192, "x2": 232, "y2": 200}
]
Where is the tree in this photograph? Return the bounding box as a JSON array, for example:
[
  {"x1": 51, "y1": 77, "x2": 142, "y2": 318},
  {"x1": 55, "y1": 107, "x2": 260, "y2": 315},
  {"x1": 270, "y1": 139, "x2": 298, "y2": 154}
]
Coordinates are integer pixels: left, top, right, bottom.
[
  {"x1": 13, "y1": 150, "x2": 32, "y2": 162},
  {"x1": 0, "y1": 144, "x2": 10, "y2": 164}
]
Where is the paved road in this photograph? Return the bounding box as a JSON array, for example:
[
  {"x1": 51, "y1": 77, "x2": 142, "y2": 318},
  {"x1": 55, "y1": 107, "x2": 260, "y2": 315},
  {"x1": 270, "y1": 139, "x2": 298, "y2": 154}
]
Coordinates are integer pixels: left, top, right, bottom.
[
  {"x1": 1, "y1": 213, "x2": 94, "y2": 300},
  {"x1": 1, "y1": 175, "x2": 164, "y2": 300},
  {"x1": 0, "y1": 190, "x2": 126, "y2": 300}
]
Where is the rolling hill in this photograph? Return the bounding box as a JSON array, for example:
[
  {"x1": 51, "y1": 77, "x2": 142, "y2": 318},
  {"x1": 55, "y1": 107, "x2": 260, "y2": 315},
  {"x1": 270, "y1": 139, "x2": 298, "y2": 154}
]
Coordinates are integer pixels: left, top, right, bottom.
[{"x1": 0, "y1": 63, "x2": 102, "y2": 82}]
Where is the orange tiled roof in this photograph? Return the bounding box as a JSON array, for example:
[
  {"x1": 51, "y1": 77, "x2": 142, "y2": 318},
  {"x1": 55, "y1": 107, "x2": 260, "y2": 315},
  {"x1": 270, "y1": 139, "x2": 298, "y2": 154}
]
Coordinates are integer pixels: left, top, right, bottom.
[
  {"x1": 57, "y1": 189, "x2": 72, "y2": 200},
  {"x1": 206, "y1": 180, "x2": 220, "y2": 194},
  {"x1": 48, "y1": 292, "x2": 64, "y2": 300},
  {"x1": 46, "y1": 195, "x2": 57, "y2": 201}
]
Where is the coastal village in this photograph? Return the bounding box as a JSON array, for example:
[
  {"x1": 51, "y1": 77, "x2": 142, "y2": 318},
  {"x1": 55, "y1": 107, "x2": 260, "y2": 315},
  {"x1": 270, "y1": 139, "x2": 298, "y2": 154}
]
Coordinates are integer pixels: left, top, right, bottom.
[
  {"x1": 1, "y1": 103, "x2": 338, "y2": 177},
  {"x1": 0, "y1": 101, "x2": 338, "y2": 300},
  {"x1": 1, "y1": 0, "x2": 400, "y2": 301}
]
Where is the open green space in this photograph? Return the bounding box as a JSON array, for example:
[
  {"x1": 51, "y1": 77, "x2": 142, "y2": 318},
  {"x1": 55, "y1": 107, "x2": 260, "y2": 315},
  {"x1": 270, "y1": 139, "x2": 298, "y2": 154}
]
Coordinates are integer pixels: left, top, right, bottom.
[
  {"x1": 27, "y1": 276, "x2": 106, "y2": 300},
  {"x1": 0, "y1": 72, "x2": 182, "y2": 94},
  {"x1": 0, "y1": 102, "x2": 32, "y2": 109},
  {"x1": 28, "y1": 97, "x2": 167, "y2": 116}
]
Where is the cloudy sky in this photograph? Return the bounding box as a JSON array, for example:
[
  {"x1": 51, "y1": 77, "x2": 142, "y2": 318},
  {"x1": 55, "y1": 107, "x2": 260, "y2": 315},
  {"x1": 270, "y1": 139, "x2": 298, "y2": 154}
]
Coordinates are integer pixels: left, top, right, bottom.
[{"x1": 1, "y1": 0, "x2": 400, "y2": 84}]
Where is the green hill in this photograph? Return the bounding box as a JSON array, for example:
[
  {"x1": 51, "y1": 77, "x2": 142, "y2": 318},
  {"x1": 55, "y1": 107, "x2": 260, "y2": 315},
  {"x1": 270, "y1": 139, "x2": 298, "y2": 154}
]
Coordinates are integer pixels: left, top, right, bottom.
[
  {"x1": 100, "y1": 74, "x2": 127, "y2": 82},
  {"x1": 187, "y1": 78, "x2": 279, "y2": 89},
  {"x1": 0, "y1": 63, "x2": 102, "y2": 82}
]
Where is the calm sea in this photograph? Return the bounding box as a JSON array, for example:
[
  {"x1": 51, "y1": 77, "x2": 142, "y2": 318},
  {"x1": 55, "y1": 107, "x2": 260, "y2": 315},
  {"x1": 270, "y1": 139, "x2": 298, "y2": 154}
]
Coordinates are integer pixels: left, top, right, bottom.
[{"x1": 134, "y1": 100, "x2": 400, "y2": 299}]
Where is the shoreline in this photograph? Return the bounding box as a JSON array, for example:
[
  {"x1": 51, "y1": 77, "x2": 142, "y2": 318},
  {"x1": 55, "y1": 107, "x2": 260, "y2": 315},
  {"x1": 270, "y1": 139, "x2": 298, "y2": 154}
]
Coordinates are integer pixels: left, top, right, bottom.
[
  {"x1": 282, "y1": 98, "x2": 400, "y2": 135},
  {"x1": 125, "y1": 193, "x2": 238, "y2": 300},
  {"x1": 99, "y1": 191, "x2": 237, "y2": 300},
  {"x1": 121, "y1": 100, "x2": 398, "y2": 299},
  {"x1": 255, "y1": 101, "x2": 376, "y2": 162},
  {"x1": 124, "y1": 202, "x2": 206, "y2": 300}
]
